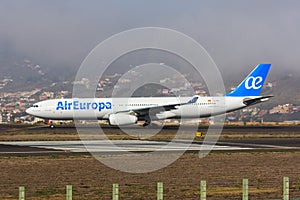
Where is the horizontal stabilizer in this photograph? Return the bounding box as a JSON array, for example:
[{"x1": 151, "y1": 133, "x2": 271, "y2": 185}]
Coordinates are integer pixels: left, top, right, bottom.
[{"x1": 243, "y1": 95, "x2": 274, "y2": 106}]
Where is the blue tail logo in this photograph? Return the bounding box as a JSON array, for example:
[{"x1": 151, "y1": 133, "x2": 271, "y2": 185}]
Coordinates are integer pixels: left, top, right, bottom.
[
  {"x1": 244, "y1": 76, "x2": 263, "y2": 90},
  {"x1": 226, "y1": 64, "x2": 271, "y2": 97}
]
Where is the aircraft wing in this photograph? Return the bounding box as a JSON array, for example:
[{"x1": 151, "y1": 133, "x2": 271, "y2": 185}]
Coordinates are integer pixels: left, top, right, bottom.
[{"x1": 116, "y1": 96, "x2": 199, "y2": 116}]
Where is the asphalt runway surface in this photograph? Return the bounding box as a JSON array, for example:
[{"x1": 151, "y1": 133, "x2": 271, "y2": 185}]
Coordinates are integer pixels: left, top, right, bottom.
[
  {"x1": 0, "y1": 125, "x2": 299, "y2": 155},
  {"x1": 0, "y1": 138, "x2": 299, "y2": 156}
]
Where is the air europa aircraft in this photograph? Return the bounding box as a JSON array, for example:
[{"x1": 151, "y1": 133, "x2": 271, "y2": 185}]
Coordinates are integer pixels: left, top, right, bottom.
[{"x1": 26, "y1": 64, "x2": 272, "y2": 127}]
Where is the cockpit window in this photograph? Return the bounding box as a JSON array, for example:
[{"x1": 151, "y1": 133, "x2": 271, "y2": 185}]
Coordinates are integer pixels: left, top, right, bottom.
[{"x1": 32, "y1": 104, "x2": 39, "y2": 108}]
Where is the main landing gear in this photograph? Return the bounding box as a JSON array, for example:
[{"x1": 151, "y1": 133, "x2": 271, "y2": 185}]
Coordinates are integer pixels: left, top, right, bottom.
[{"x1": 142, "y1": 115, "x2": 152, "y2": 127}]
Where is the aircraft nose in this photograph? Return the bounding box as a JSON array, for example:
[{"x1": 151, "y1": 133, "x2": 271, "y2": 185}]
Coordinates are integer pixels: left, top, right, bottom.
[{"x1": 26, "y1": 107, "x2": 33, "y2": 115}]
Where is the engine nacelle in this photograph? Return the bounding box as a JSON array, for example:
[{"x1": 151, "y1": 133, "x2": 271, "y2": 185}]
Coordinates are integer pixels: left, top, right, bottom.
[{"x1": 108, "y1": 113, "x2": 138, "y2": 126}]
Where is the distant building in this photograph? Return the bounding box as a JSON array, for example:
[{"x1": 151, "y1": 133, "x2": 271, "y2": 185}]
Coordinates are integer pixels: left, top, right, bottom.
[
  {"x1": 269, "y1": 104, "x2": 294, "y2": 114},
  {"x1": 39, "y1": 92, "x2": 54, "y2": 101}
]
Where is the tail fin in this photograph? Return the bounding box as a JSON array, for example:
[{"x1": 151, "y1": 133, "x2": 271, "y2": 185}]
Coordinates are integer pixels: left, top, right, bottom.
[{"x1": 226, "y1": 64, "x2": 271, "y2": 97}]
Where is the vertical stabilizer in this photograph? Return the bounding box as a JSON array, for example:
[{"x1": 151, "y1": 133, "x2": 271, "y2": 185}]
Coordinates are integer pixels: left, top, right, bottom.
[{"x1": 226, "y1": 64, "x2": 271, "y2": 97}]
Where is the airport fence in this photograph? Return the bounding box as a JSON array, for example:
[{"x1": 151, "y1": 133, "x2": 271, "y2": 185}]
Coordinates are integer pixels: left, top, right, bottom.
[{"x1": 17, "y1": 177, "x2": 299, "y2": 200}]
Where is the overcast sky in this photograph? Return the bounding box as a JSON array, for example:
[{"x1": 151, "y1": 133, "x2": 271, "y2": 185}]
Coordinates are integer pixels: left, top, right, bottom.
[{"x1": 0, "y1": 0, "x2": 299, "y2": 79}]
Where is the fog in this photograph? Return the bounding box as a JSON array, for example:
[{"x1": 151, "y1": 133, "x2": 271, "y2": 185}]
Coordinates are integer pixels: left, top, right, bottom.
[{"x1": 0, "y1": 0, "x2": 299, "y2": 79}]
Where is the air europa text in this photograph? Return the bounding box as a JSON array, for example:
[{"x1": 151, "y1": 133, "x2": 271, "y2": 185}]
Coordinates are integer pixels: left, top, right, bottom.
[{"x1": 56, "y1": 101, "x2": 112, "y2": 112}]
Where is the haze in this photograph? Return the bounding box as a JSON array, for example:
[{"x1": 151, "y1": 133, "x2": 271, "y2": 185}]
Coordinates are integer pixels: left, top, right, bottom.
[{"x1": 0, "y1": 0, "x2": 299, "y2": 80}]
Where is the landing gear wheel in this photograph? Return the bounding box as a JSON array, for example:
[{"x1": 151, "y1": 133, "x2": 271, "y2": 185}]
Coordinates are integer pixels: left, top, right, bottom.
[
  {"x1": 142, "y1": 122, "x2": 150, "y2": 127},
  {"x1": 143, "y1": 115, "x2": 151, "y2": 127}
]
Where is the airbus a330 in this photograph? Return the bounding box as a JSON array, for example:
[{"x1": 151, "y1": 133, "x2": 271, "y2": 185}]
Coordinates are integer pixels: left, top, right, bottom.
[{"x1": 26, "y1": 64, "x2": 272, "y2": 127}]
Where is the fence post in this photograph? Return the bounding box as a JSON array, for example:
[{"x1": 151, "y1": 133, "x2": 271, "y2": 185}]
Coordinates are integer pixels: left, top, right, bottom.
[
  {"x1": 112, "y1": 183, "x2": 119, "y2": 200},
  {"x1": 283, "y1": 177, "x2": 289, "y2": 200},
  {"x1": 19, "y1": 186, "x2": 25, "y2": 200},
  {"x1": 200, "y1": 180, "x2": 206, "y2": 200},
  {"x1": 66, "y1": 185, "x2": 72, "y2": 200},
  {"x1": 242, "y1": 179, "x2": 248, "y2": 200},
  {"x1": 157, "y1": 182, "x2": 163, "y2": 200}
]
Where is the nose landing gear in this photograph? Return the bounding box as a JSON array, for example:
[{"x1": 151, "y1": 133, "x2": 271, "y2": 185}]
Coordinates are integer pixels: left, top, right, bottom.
[{"x1": 50, "y1": 123, "x2": 55, "y2": 129}]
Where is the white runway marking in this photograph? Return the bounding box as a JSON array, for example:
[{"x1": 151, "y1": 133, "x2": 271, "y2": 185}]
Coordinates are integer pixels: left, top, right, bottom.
[{"x1": 0, "y1": 140, "x2": 253, "y2": 153}]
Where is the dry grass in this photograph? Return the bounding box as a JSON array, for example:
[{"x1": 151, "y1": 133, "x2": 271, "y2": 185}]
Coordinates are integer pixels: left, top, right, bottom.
[{"x1": 0, "y1": 152, "x2": 300, "y2": 199}]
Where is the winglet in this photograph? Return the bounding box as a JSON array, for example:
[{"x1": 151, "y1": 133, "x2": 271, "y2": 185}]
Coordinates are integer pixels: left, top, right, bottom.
[
  {"x1": 226, "y1": 64, "x2": 271, "y2": 97},
  {"x1": 187, "y1": 96, "x2": 199, "y2": 104}
]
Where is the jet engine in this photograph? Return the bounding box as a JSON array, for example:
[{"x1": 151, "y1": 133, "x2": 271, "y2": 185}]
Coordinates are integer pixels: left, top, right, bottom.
[{"x1": 108, "y1": 113, "x2": 138, "y2": 126}]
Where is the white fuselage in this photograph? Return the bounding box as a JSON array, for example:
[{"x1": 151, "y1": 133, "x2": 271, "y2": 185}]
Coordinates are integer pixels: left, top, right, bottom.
[{"x1": 26, "y1": 96, "x2": 248, "y2": 121}]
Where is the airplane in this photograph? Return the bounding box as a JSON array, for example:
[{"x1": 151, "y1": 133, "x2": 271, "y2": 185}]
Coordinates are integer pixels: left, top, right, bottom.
[{"x1": 26, "y1": 64, "x2": 272, "y2": 128}]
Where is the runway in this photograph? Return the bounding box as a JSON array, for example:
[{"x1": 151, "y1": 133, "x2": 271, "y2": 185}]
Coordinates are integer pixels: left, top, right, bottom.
[
  {"x1": 0, "y1": 124, "x2": 299, "y2": 155},
  {"x1": 0, "y1": 138, "x2": 299, "y2": 155}
]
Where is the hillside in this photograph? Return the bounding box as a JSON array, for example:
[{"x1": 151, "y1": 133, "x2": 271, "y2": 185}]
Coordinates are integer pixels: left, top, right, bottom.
[
  {"x1": 0, "y1": 48, "x2": 299, "y2": 107},
  {"x1": 262, "y1": 73, "x2": 300, "y2": 108}
]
